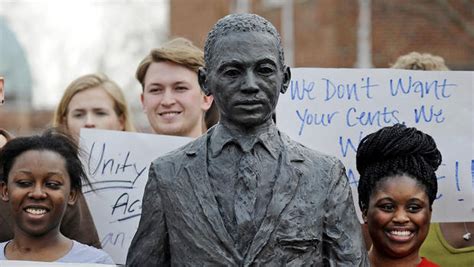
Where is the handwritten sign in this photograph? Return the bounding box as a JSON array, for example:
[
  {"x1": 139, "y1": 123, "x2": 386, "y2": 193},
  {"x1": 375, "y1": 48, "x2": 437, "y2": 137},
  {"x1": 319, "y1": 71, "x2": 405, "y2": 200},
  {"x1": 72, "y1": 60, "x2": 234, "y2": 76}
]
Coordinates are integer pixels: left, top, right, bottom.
[
  {"x1": 79, "y1": 129, "x2": 191, "y2": 265},
  {"x1": 276, "y1": 68, "x2": 473, "y2": 222}
]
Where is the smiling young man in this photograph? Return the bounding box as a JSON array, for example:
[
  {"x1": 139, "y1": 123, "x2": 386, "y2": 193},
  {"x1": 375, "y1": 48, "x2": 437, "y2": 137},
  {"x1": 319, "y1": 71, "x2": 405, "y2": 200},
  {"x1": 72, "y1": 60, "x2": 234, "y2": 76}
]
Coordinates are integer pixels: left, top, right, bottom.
[
  {"x1": 127, "y1": 14, "x2": 368, "y2": 266},
  {"x1": 136, "y1": 38, "x2": 216, "y2": 137}
]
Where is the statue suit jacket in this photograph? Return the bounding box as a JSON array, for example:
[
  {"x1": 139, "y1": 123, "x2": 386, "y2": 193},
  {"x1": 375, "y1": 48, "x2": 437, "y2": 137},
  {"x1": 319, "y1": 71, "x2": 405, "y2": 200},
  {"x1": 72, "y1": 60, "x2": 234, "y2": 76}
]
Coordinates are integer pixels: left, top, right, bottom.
[{"x1": 127, "y1": 127, "x2": 368, "y2": 266}]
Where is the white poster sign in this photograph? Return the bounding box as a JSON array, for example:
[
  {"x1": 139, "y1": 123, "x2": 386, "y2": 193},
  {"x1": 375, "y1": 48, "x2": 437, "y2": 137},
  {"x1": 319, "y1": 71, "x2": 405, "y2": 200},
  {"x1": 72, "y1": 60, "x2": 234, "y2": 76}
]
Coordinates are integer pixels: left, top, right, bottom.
[
  {"x1": 276, "y1": 68, "x2": 473, "y2": 222},
  {"x1": 80, "y1": 129, "x2": 191, "y2": 264}
]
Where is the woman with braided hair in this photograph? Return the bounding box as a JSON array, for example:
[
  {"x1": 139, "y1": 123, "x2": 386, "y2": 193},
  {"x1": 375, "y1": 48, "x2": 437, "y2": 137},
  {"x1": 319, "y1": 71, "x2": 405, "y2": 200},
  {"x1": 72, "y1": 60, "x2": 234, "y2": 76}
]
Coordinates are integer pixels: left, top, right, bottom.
[
  {"x1": 391, "y1": 52, "x2": 474, "y2": 266},
  {"x1": 357, "y1": 124, "x2": 441, "y2": 267}
]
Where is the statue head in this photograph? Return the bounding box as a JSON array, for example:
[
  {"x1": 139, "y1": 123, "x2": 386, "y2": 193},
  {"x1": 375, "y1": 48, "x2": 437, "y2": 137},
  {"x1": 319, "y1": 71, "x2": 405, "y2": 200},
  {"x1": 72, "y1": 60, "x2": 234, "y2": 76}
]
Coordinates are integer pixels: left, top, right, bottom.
[{"x1": 199, "y1": 13, "x2": 291, "y2": 131}]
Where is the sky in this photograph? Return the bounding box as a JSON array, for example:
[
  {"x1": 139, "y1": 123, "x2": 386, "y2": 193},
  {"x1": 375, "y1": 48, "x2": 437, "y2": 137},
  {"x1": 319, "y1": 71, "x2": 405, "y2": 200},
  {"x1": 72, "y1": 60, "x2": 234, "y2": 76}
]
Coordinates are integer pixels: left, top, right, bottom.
[{"x1": 0, "y1": 0, "x2": 168, "y2": 109}]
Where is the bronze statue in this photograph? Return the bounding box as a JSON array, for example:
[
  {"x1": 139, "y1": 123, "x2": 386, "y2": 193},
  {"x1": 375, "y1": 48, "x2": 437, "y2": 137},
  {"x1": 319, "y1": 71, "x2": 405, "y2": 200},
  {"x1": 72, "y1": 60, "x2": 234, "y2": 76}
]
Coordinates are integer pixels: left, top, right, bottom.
[{"x1": 127, "y1": 13, "x2": 368, "y2": 266}]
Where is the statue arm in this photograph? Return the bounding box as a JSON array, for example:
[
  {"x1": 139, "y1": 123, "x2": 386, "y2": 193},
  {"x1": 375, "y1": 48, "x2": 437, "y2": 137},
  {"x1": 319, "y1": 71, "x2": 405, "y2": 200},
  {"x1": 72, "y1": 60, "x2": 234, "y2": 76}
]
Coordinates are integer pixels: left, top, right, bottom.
[
  {"x1": 126, "y1": 162, "x2": 170, "y2": 266},
  {"x1": 323, "y1": 159, "x2": 369, "y2": 267}
]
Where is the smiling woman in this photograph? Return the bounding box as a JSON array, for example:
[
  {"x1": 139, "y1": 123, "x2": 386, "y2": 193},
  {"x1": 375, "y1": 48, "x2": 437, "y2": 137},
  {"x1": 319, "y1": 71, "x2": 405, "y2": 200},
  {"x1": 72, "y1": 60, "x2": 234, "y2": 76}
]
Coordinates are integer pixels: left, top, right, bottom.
[
  {"x1": 53, "y1": 73, "x2": 135, "y2": 144},
  {"x1": 0, "y1": 130, "x2": 114, "y2": 263},
  {"x1": 356, "y1": 124, "x2": 442, "y2": 267}
]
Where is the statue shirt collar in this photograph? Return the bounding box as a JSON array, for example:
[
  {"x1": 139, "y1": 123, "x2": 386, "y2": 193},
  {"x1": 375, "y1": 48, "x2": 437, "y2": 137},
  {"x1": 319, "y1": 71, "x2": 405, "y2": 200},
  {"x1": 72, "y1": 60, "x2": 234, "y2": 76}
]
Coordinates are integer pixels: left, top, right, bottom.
[{"x1": 209, "y1": 123, "x2": 281, "y2": 159}]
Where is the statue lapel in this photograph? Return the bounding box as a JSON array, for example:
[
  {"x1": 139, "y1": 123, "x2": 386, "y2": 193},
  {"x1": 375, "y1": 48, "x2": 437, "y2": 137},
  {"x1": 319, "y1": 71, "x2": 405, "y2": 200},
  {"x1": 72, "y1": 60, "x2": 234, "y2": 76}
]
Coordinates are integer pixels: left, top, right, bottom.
[
  {"x1": 184, "y1": 136, "x2": 243, "y2": 262},
  {"x1": 243, "y1": 140, "x2": 304, "y2": 265}
]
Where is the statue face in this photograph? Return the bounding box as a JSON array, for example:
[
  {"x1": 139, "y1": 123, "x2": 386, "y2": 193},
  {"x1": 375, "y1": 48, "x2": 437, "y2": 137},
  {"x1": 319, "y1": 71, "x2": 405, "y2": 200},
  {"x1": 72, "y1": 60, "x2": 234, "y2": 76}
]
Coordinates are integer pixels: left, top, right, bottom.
[{"x1": 204, "y1": 31, "x2": 289, "y2": 130}]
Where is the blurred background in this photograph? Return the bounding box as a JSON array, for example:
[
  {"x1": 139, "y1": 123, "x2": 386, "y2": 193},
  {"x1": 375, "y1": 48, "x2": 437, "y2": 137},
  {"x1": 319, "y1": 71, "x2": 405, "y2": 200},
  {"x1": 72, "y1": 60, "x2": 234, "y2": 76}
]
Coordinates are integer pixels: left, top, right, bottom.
[{"x1": 1, "y1": 0, "x2": 473, "y2": 135}]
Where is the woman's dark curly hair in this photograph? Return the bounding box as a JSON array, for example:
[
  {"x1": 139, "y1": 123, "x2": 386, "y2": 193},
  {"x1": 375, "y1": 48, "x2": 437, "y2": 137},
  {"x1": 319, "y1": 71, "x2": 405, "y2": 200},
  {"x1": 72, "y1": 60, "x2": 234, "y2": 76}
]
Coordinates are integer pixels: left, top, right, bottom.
[
  {"x1": 357, "y1": 124, "x2": 441, "y2": 213},
  {"x1": 0, "y1": 129, "x2": 90, "y2": 190}
]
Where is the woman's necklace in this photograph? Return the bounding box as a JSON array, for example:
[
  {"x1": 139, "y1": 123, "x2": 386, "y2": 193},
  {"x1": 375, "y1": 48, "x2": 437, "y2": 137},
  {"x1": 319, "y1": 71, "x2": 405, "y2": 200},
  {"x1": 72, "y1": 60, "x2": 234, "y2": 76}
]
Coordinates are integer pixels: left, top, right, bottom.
[{"x1": 463, "y1": 222, "x2": 472, "y2": 241}]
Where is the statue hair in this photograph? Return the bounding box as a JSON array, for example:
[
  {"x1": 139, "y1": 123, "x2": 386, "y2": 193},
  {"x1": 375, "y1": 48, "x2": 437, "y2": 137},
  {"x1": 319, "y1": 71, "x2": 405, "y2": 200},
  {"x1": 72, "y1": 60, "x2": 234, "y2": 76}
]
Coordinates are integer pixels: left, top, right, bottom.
[{"x1": 204, "y1": 13, "x2": 285, "y2": 69}]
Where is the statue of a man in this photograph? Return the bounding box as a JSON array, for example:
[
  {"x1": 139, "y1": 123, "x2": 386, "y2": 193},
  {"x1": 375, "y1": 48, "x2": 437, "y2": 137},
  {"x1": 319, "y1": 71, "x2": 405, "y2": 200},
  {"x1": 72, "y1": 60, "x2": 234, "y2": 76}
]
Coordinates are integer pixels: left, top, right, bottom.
[{"x1": 127, "y1": 13, "x2": 368, "y2": 266}]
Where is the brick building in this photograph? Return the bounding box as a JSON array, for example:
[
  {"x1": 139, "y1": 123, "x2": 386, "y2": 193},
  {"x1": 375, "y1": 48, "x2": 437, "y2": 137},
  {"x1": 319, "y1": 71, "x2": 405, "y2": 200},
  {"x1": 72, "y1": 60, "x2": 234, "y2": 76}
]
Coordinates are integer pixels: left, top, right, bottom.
[{"x1": 170, "y1": 0, "x2": 473, "y2": 69}]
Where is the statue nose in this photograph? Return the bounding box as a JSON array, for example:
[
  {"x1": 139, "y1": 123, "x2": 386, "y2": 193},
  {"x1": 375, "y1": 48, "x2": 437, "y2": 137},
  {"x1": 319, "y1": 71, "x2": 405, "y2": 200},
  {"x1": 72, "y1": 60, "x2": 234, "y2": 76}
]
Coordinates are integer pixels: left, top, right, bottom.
[{"x1": 241, "y1": 72, "x2": 259, "y2": 93}]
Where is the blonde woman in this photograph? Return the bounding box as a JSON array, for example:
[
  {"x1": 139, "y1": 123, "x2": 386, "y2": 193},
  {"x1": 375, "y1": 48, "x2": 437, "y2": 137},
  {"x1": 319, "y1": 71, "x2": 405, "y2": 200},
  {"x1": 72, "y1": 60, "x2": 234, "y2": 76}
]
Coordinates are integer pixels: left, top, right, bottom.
[{"x1": 53, "y1": 73, "x2": 135, "y2": 143}]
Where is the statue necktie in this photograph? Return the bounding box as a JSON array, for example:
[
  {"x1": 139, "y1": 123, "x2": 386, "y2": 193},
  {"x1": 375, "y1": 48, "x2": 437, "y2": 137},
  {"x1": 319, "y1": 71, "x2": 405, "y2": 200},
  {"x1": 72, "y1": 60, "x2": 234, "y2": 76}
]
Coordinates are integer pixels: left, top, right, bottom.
[{"x1": 234, "y1": 149, "x2": 258, "y2": 254}]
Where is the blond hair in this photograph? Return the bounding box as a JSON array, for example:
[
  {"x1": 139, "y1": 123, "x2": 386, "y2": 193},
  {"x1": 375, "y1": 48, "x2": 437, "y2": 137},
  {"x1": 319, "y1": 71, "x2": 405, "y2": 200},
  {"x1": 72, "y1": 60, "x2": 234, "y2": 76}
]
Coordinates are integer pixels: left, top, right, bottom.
[
  {"x1": 390, "y1": 52, "x2": 449, "y2": 71},
  {"x1": 136, "y1": 38, "x2": 205, "y2": 89},
  {"x1": 53, "y1": 73, "x2": 135, "y2": 132}
]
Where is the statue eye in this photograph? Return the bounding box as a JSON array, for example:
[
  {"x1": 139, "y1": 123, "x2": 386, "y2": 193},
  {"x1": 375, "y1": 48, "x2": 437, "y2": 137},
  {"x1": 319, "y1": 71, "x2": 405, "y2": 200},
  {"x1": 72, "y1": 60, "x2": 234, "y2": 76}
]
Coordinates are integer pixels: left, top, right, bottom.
[
  {"x1": 258, "y1": 65, "x2": 275, "y2": 76},
  {"x1": 224, "y1": 69, "x2": 240, "y2": 78}
]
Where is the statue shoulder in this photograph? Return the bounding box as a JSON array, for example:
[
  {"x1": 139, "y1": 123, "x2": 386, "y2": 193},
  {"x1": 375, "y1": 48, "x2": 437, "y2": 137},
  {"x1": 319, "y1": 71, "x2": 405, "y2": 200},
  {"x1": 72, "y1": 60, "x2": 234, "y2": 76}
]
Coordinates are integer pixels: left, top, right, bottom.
[
  {"x1": 151, "y1": 133, "x2": 208, "y2": 166},
  {"x1": 281, "y1": 133, "x2": 337, "y2": 162}
]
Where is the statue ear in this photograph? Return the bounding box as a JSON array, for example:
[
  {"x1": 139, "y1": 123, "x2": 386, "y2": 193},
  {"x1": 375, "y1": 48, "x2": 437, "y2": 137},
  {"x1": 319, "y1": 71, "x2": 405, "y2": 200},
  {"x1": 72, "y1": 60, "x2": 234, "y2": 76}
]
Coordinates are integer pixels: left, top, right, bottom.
[
  {"x1": 280, "y1": 65, "x2": 291, "y2": 94},
  {"x1": 198, "y1": 67, "x2": 211, "y2": 96}
]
